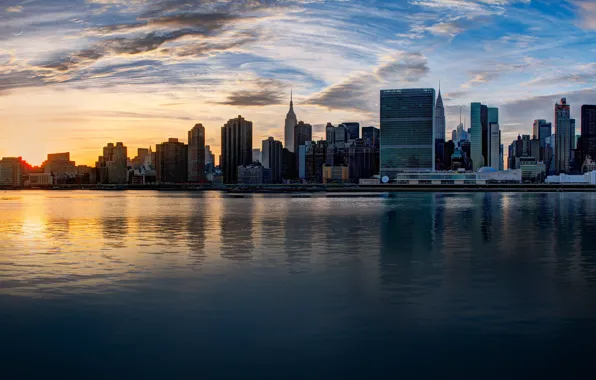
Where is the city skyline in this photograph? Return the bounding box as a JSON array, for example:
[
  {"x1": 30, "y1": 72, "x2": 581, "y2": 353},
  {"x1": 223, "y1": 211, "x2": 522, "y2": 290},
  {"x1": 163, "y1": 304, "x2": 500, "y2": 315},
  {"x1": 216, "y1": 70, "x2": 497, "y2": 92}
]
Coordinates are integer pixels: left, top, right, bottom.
[{"x1": 1, "y1": 0, "x2": 595, "y2": 166}]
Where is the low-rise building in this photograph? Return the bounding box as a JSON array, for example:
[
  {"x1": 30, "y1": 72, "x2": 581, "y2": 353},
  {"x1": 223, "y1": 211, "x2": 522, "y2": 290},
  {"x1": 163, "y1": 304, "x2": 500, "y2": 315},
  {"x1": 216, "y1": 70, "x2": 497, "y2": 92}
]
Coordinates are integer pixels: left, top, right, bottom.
[
  {"x1": 546, "y1": 172, "x2": 596, "y2": 184},
  {"x1": 323, "y1": 164, "x2": 349, "y2": 184},
  {"x1": 238, "y1": 163, "x2": 271, "y2": 184},
  {"x1": 0, "y1": 157, "x2": 23, "y2": 187},
  {"x1": 26, "y1": 173, "x2": 53, "y2": 187}
]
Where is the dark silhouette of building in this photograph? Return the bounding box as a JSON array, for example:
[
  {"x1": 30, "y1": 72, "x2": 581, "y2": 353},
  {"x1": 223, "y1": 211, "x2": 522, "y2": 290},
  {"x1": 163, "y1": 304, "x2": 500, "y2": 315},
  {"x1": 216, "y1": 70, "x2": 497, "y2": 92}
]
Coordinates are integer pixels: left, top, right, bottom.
[
  {"x1": 348, "y1": 138, "x2": 378, "y2": 182},
  {"x1": 262, "y1": 137, "x2": 283, "y2": 183},
  {"x1": 282, "y1": 148, "x2": 297, "y2": 181},
  {"x1": 362, "y1": 126, "x2": 380, "y2": 148},
  {"x1": 294, "y1": 121, "x2": 312, "y2": 155},
  {"x1": 221, "y1": 115, "x2": 253, "y2": 184},
  {"x1": 305, "y1": 140, "x2": 328, "y2": 183},
  {"x1": 342, "y1": 122, "x2": 360, "y2": 140},
  {"x1": 188, "y1": 123, "x2": 205, "y2": 183},
  {"x1": 581, "y1": 105, "x2": 596, "y2": 166},
  {"x1": 443, "y1": 140, "x2": 455, "y2": 170},
  {"x1": 156, "y1": 138, "x2": 188, "y2": 183}
]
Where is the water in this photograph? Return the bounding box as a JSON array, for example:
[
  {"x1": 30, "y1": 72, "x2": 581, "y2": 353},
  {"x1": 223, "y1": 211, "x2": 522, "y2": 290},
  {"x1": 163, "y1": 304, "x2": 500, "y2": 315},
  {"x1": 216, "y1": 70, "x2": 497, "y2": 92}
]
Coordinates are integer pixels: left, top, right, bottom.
[{"x1": 1, "y1": 191, "x2": 596, "y2": 379}]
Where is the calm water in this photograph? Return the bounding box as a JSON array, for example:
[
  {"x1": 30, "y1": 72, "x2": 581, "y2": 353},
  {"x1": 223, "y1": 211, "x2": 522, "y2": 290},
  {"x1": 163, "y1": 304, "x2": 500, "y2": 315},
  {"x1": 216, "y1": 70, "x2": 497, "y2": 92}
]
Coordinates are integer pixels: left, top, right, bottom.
[{"x1": 1, "y1": 191, "x2": 596, "y2": 379}]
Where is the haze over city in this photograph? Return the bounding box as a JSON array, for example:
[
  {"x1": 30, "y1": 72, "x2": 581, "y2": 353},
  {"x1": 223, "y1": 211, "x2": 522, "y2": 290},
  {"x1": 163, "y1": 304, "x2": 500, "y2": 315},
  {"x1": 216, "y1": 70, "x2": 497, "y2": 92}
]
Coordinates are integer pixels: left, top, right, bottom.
[{"x1": 1, "y1": 0, "x2": 595, "y2": 166}]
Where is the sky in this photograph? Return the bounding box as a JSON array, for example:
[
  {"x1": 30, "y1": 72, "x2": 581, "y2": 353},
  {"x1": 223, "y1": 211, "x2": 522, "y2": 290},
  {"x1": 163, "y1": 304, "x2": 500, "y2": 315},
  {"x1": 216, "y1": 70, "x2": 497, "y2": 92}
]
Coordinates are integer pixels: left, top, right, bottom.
[{"x1": 0, "y1": 0, "x2": 595, "y2": 166}]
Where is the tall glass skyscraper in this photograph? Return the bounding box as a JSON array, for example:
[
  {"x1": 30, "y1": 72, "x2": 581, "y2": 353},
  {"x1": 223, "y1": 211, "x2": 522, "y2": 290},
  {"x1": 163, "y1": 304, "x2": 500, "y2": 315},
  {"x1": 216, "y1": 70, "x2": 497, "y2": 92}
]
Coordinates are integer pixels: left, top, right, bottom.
[
  {"x1": 555, "y1": 98, "x2": 571, "y2": 174},
  {"x1": 470, "y1": 103, "x2": 498, "y2": 171},
  {"x1": 380, "y1": 88, "x2": 435, "y2": 177},
  {"x1": 470, "y1": 103, "x2": 484, "y2": 171}
]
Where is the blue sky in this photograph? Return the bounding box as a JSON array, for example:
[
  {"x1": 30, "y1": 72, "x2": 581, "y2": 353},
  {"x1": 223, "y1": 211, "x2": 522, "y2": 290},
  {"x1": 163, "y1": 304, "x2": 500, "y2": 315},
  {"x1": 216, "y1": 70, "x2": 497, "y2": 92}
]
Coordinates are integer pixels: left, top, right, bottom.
[{"x1": 0, "y1": 0, "x2": 595, "y2": 164}]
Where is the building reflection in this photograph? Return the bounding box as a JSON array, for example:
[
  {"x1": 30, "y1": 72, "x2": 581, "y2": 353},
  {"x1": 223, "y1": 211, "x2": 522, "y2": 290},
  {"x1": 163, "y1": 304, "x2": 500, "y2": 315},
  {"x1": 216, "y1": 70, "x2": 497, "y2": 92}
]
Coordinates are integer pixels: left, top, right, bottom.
[
  {"x1": 283, "y1": 199, "x2": 314, "y2": 270},
  {"x1": 220, "y1": 197, "x2": 254, "y2": 261},
  {"x1": 379, "y1": 194, "x2": 436, "y2": 289},
  {"x1": 186, "y1": 195, "x2": 208, "y2": 265}
]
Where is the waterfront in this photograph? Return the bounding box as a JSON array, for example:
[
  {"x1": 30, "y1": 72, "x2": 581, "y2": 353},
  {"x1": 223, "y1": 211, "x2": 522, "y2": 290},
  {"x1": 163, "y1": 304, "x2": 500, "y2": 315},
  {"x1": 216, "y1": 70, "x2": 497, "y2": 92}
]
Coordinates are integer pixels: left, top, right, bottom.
[{"x1": 1, "y1": 191, "x2": 596, "y2": 379}]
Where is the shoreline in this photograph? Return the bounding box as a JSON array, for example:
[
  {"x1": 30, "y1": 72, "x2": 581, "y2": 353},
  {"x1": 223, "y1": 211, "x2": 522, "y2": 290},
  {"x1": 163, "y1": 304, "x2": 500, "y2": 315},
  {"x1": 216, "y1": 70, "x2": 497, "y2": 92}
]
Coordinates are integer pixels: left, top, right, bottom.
[{"x1": 3, "y1": 184, "x2": 596, "y2": 193}]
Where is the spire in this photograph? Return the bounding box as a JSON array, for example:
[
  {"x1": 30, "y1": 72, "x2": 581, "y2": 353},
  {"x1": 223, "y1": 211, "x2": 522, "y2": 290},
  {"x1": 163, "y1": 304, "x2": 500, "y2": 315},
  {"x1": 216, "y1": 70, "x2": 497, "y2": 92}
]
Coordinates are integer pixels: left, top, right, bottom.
[
  {"x1": 460, "y1": 106, "x2": 462, "y2": 124},
  {"x1": 289, "y1": 89, "x2": 294, "y2": 113}
]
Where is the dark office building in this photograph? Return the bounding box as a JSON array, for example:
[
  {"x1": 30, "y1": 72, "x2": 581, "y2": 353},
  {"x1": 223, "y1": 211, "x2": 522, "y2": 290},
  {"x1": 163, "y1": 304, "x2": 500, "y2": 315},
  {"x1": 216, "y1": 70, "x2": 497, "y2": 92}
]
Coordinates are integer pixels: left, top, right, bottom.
[
  {"x1": 156, "y1": 138, "x2": 188, "y2": 183},
  {"x1": 221, "y1": 115, "x2": 253, "y2": 184},
  {"x1": 362, "y1": 126, "x2": 380, "y2": 148},
  {"x1": 581, "y1": 105, "x2": 596, "y2": 165},
  {"x1": 380, "y1": 88, "x2": 435, "y2": 176},
  {"x1": 348, "y1": 139, "x2": 379, "y2": 182},
  {"x1": 305, "y1": 140, "x2": 328, "y2": 183},
  {"x1": 294, "y1": 121, "x2": 313, "y2": 155},
  {"x1": 262, "y1": 137, "x2": 283, "y2": 184},
  {"x1": 188, "y1": 123, "x2": 205, "y2": 183},
  {"x1": 443, "y1": 140, "x2": 455, "y2": 170},
  {"x1": 342, "y1": 122, "x2": 360, "y2": 140},
  {"x1": 282, "y1": 148, "x2": 297, "y2": 181}
]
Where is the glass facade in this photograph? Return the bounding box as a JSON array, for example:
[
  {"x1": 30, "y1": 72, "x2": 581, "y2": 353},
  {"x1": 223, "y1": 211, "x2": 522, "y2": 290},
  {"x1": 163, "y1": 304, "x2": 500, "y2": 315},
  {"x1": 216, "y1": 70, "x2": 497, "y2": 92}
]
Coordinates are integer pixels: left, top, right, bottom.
[
  {"x1": 470, "y1": 103, "x2": 483, "y2": 171},
  {"x1": 380, "y1": 89, "x2": 435, "y2": 176}
]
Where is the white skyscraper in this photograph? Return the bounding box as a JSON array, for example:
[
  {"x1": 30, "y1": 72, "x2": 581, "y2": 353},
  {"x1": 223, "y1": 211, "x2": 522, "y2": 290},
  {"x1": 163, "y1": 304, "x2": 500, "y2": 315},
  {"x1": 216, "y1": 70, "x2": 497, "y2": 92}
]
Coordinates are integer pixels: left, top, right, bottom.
[
  {"x1": 434, "y1": 86, "x2": 446, "y2": 141},
  {"x1": 284, "y1": 91, "x2": 298, "y2": 153}
]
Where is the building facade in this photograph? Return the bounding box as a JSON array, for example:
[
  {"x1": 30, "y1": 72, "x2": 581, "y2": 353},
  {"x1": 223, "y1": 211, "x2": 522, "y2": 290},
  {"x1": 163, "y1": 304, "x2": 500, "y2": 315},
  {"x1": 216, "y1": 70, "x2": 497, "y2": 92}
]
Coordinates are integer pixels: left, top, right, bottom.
[
  {"x1": 238, "y1": 163, "x2": 271, "y2": 184},
  {"x1": 581, "y1": 105, "x2": 596, "y2": 166},
  {"x1": 221, "y1": 115, "x2": 253, "y2": 184},
  {"x1": 555, "y1": 97, "x2": 571, "y2": 174},
  {"x1": 294, "y1": 121, "x2": 312, "y2": 156},
  {"x1": 262, "y1": 137, "x2": 283, "y2": 183},
  {"x1": 490, "y1": 123, "x2": 500, "y2": 171},
  {"x1": 380, "y1": 88, "x2": 435, "y2": 177},
  {"x1": 342, "y1": 122, "x2": 360, "y2": 140},
  {"x1": 470, "y1": 103, "x2": 485, "y2": 171},
  {"x1": 322, "y1": 165, "x2": 349, "y2": 183},
  {"x1": 156, "y1": 138, "x2": 188, "y2": 183},
  {"x1": 434, "y1": 89, "x2": 446, "y2": 141},
  {"x1": 188, "y1": 123, "x2": 206, "y2": 183},
  {"x1": 348, "y1": 139, "x2": 379, "y2": 182},
  {"x1": 284, "y1": 92, "x2": 297, "y2": 153},
  {"x1": 362, "y1": 126, "x2": 380, "y2": 148},
  {"x1": 0, "y1": 157, "x2": 23, "y2": 187},
  {"x1": 96, "y1": 142, "x2": 128, "y2": 184}
]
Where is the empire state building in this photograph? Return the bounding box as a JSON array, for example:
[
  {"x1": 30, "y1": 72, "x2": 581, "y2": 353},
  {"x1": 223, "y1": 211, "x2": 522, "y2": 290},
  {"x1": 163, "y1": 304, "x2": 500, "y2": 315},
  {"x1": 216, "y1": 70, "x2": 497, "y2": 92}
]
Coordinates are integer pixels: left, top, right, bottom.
[{"x1": 284, "y1": 91, "x2": 298, "y2": 152}]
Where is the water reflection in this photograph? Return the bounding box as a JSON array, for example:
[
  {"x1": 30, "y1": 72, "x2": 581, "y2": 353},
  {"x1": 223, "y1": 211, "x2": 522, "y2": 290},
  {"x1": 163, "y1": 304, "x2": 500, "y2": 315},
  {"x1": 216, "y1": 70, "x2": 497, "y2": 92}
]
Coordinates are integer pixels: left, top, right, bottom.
[{"x1": 220, "y1": 198, "x2": 254, "y2": 261}]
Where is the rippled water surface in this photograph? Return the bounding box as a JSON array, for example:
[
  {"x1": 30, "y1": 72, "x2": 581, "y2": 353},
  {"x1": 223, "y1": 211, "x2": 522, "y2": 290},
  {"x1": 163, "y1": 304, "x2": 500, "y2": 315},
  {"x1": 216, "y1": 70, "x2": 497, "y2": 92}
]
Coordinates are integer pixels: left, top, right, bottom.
[{"x1": 2, "y1": 191, "x2": 596, "y2": 379}]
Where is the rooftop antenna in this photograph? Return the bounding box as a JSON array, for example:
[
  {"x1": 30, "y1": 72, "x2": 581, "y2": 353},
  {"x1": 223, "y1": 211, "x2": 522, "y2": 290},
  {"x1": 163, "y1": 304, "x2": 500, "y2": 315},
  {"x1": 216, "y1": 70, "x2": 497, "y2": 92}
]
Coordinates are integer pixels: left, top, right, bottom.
[{"x1": 460, "y1": 106, "x2": 462, "y2": 124}]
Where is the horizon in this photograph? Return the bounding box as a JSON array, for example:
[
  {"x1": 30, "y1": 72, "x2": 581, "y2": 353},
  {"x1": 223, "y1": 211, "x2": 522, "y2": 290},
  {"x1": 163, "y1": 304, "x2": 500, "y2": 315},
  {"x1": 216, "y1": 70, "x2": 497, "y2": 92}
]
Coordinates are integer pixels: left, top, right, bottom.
[{"x1": 1, "y1": 0, "x2": 595, "y2": 166}]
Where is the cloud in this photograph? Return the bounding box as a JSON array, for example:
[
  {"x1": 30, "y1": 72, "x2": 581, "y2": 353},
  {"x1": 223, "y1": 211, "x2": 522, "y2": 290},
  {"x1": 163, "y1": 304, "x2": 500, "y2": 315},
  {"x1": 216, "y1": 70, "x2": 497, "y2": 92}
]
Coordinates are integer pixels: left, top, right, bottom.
[
  {"x1": 307, "y1": 51, "x2": 430, "y2": 113},
  {"x1": 5, "y1": 6, "x2": 23, "y2": 13},
  {"x1": 215, "y1": 78, "x2": 285, "y2": 106},
  {"x1": 573, "y1": 1, "x2": 596, "y2": 30}
]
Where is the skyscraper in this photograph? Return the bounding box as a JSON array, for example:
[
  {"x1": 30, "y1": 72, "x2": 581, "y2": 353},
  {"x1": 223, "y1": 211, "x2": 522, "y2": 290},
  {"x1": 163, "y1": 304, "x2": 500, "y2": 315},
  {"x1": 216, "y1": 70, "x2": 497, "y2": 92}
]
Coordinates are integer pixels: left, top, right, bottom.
[
  {"x1": 569, "y1": 119, "x2": 576, "y2": 151},
  {"x1": 96, "y1": 142, "x2": 128, "y2": 184},
  {"x1": 284, "y1": 91, "x2": 298, "y2": 153},
  {"x1": 205, "y1": 145, "x2": 214, "y2": 166},
  {"x1": 188, "y1": 123, "x2": 205, "y2": 183},
  {"x1": 470, "y1": 103, "x2": 485, "y2": 171},
  {"x1": 581, "y1": 105, "x2": 596, "y2": 165},
  {"x1": 555, "y1": 98, "x2": 571, "y2": 174},
  {"x1": 490, "y1": 123, "x2": 500, "y2": 170},
  {"x1": 342, "y1": 122, "x2": 360, "y2": 140},
  {"x1": 470, "y1": 103, "x2": 498, "y2": 170},
  {"x1": 156, "y1": 138, "x2": 188, "y2": 183},
  {"x1": 262, "y1": 137, "x2": 283, "y2": 183},
  {"x1": 221, "y1": 115, "x2": 253, "y2": 184},
  {"x1": 362, "y1": 126, "x2": 380, "y2": 148},
  {"x1": 380, "y1": 88, "x2": 435, "y2": 176},
  {"x1": 294, "y1": 121, "x2": 312, "y2": 155},
  {"x1": 434, "y1": 87, "x2": 446, "y2": 141}
]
